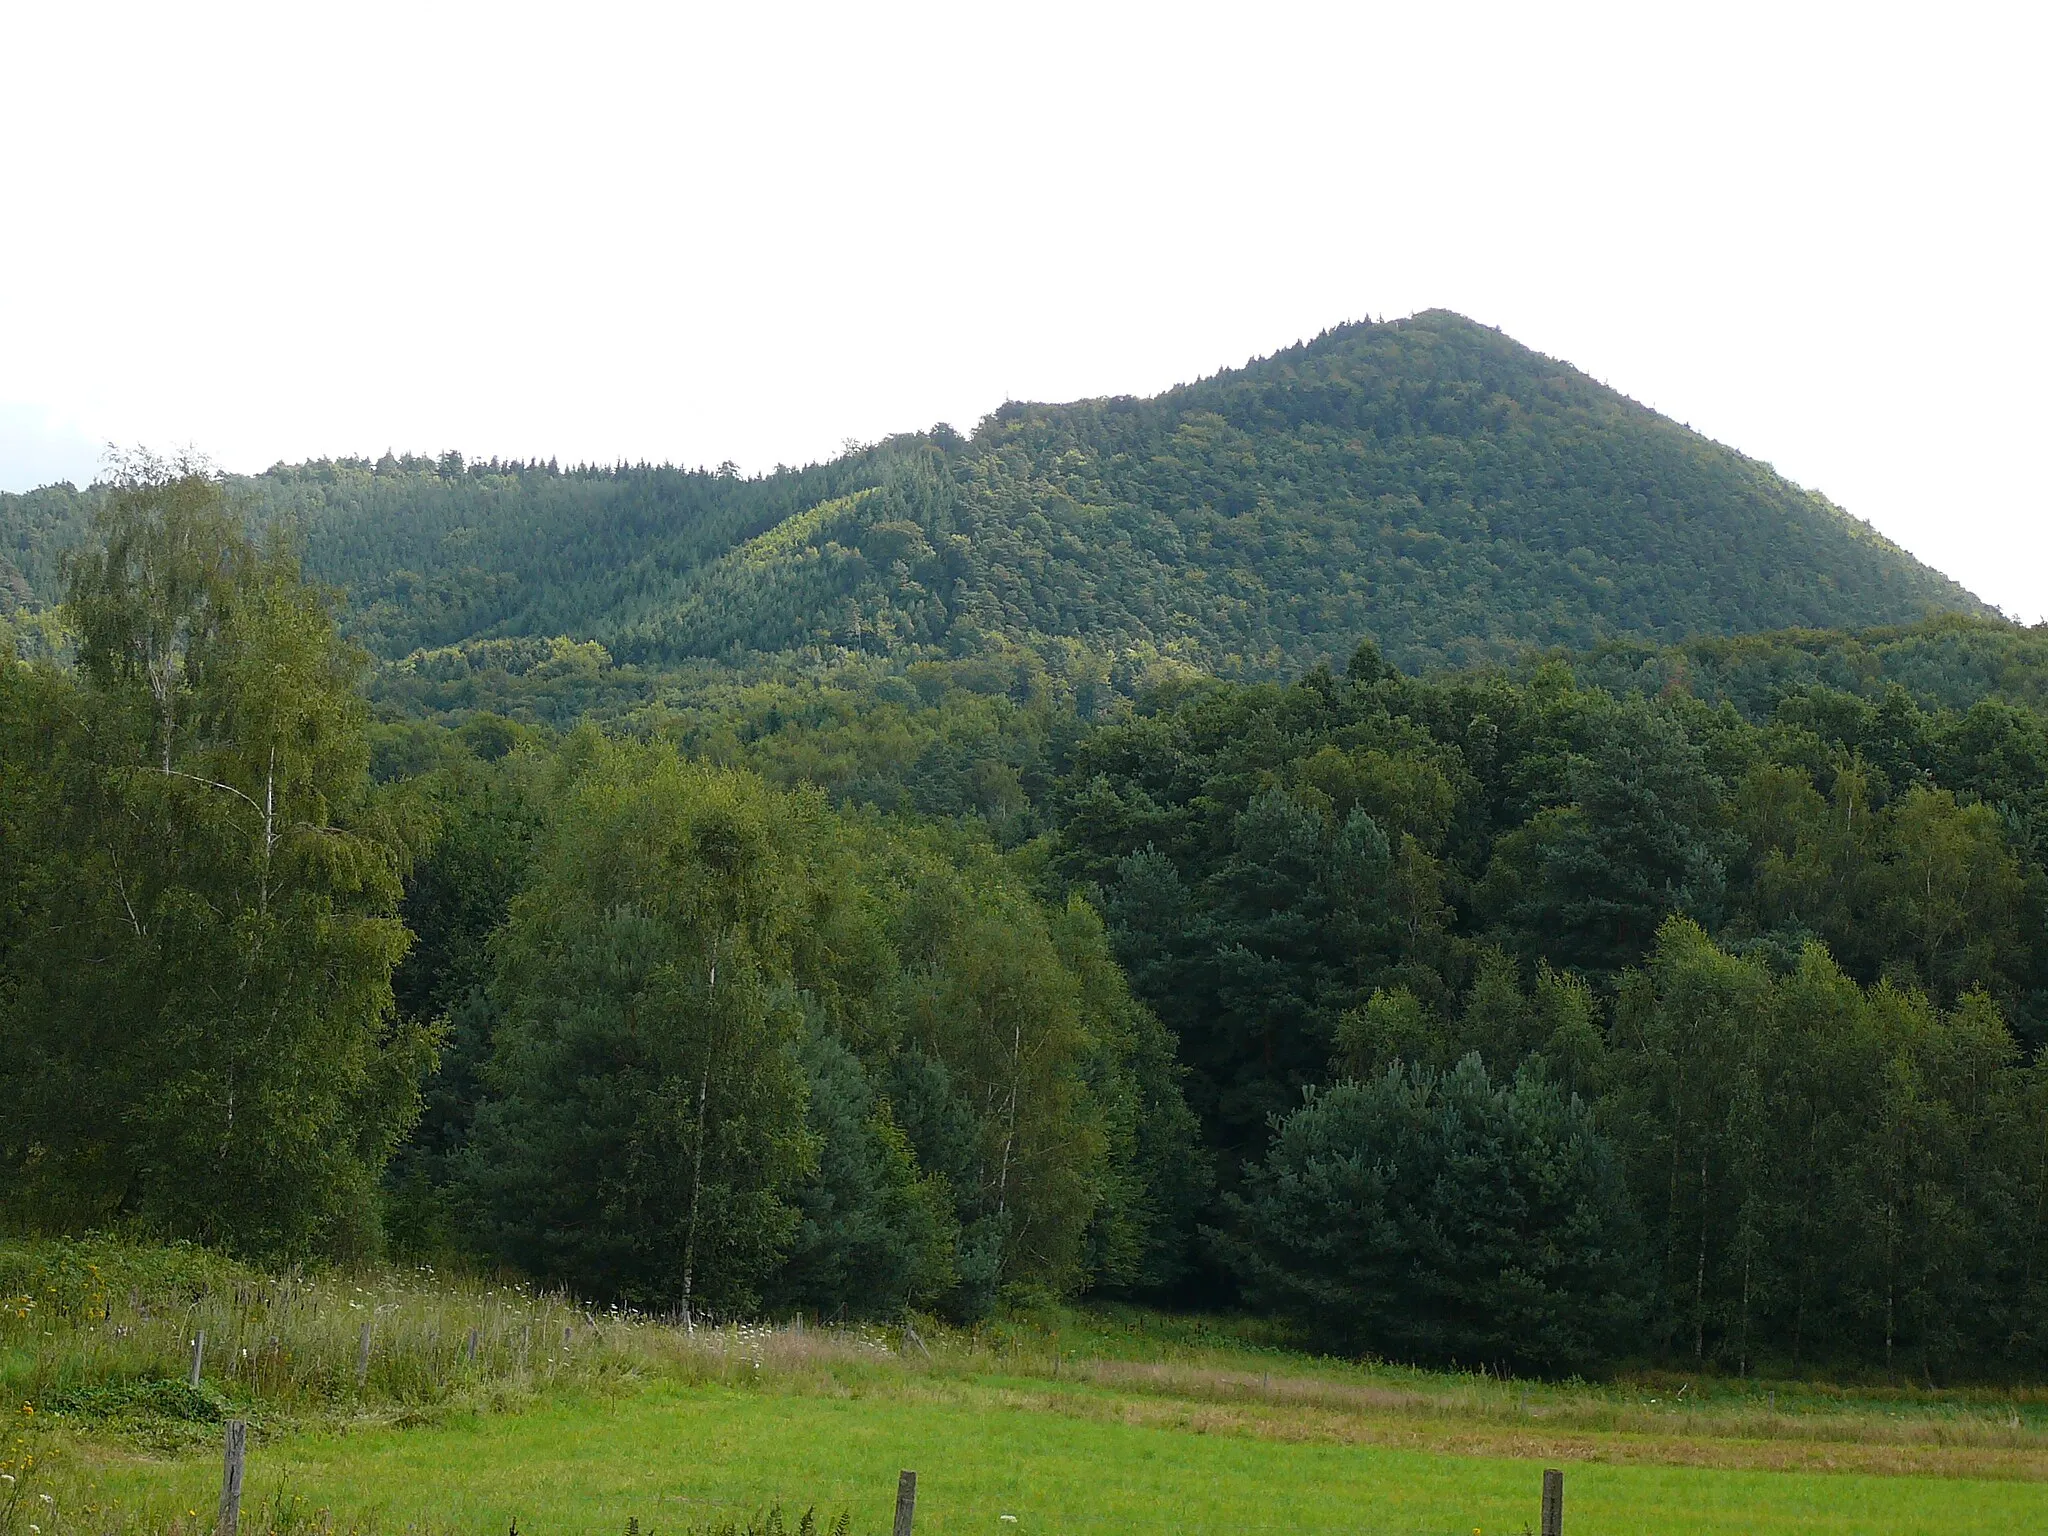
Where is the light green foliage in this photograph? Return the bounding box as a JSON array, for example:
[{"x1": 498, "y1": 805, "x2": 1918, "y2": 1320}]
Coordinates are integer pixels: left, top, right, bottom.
[
  {"x1": 1574, "y1": 612, "x2": 2048, "y2": 717},
  {"x1": 1331, "y1": 986, "x2": 1434, "y2": 1079},
  {"x1": 66, "y1": 466, "x2": 248, "y2": 768},
  {"x1": 730, "y1": 491, "x2": 878, "y2": 569},
  {"x1": 467, "y1": 743, "x2": 820, "y2": 1315},
  {"x1": 0, "y1": 1235, "x2": 669, "y2": 1461},
  {"x1": 858, "y1": 831, "x2": 1205, "y2": 1308},
  {"x1": 0, "y1": 471, "x2": 421, "y2": 1261},
  {"x1": 462, "y1": 739, "x2": 1200, "y2": 1318}
]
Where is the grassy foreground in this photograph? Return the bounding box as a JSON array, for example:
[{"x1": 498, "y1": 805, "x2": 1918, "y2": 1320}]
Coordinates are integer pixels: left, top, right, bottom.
[
  {"x1": 57, "y1": 1381, "x2": 2048, "y2": 1536},
  {"x1": 9, "y1": 1239, "x2": 2048, "y2": 1534}
]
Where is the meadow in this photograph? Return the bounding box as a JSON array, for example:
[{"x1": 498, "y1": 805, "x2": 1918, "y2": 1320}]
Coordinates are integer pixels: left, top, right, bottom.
[{"x1": 7, "y1": 1239, "x2": 2048, "y2": 1536}]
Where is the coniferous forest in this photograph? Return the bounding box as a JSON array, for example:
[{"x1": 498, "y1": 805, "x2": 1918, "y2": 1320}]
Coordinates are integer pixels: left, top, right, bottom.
[{"x1": 7, "y1": 318, "x2": 2048, "y2": 1387}]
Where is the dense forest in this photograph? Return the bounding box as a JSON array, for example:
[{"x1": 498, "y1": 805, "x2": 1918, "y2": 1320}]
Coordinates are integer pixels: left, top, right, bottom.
[
  {"x1": 4, "y1": 347, "x2": 2045, "y2": 1385},
  {"x1": 0, "y1": 313, "x2": 1983, "y2": 691},
  {"x1": 0, "y1": 472, "x2": 1199, "y2": 1327}
]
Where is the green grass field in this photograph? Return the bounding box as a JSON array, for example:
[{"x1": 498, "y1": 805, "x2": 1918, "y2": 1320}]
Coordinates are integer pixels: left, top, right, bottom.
[
  {"x1": 9, "y1": 1239, "x2": 2048, "y2": 1536},
  {"x1": 60, "y1": 1381, "x2": 2048, "y2": 1536}
]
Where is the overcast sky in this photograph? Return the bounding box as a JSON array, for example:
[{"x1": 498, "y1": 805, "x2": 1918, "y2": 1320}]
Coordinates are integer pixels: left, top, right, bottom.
[{"x1": 3, "y1": 2, "x2": 2042, "y2": 615}]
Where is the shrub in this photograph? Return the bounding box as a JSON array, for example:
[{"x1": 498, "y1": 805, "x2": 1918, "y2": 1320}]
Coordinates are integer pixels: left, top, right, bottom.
[{"x1": 1217, "y1": 1055, "x2": 1647, "y2": 1375}]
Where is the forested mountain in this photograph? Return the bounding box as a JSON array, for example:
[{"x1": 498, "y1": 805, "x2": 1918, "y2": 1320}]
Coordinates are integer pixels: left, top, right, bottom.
[
  {"x1": 0, "y1": 312, "x2": 1987, "y2": 682},
  {"x1": 6, "y1": 321, "x2": 2040, "y2": 1384},
  {"x1": 12, "y1": 461, "x2": 2048, "y2": 1383}
]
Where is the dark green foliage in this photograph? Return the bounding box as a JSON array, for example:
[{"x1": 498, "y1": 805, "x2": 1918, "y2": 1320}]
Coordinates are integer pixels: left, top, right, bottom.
[
  {"x1": 875, "y1": 314, "x2": 1978, "y2": 675},
  {"x1": 244, "y1": 452, "x2": 890, "y2": 661},
  {"x1": 1048, "y1": 895, "x2": 1212, "y2": 1296},
  {"x1": 42, "y1": 1377, "x2": 223, "y2": 1425},
  {"x1": 1064, "y1": 636, "x2": 2048, "y2": 1124},
  {"x1": 1218, "y1": 1056, "x2": 1647, "y2": 1374},
  {"x1": 1101, "y1": 790, "x2": 1397, "y2": 1166},
  {"x1": 766, "y1": 1028, "x2": 958, "y2": 1318},
  {"x1": 1042, "y1": 632, "x2": 2048, "y2": 1372},
  {"x1": 0, "y1": 480, "x2": 94, "y2": 599},
  {"x1": 1602, "y1": 920, "x2": 2045, "y2": 1377},
  {"x1": 380, "y1": 751, "x2": 545, "y2": 1253},
  {"x1": 1483, "y1": 697, "x2": 1738, "y2": 974},
  {"x1": 871, "y1": 1050, "x2": 1003, "y2": 1315}
]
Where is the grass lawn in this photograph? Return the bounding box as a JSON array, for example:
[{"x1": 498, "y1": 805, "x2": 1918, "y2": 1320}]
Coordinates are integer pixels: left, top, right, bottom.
[{"x1": 71, "y1": 1378, "x2": 2048, "y2": 1536}]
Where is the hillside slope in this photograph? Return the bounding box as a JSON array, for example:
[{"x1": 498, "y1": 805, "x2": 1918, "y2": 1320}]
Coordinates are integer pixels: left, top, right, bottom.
[{"x1": 1, "y1": 312, "x2": 1988, "y2": 674}]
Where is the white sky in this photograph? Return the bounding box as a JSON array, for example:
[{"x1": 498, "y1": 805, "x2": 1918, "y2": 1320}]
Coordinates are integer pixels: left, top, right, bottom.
[{"x1": 3, "y1": 2, "x2": 2043, "y2": 616}]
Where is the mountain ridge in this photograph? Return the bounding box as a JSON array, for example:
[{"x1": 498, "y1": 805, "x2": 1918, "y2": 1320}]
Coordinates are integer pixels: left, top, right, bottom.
[{"x1": 0, "y1": 311, "x2": 1991, "y2": 678}]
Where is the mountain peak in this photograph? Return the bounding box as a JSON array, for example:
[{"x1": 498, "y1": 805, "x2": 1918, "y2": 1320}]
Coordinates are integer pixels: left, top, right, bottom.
[{"x1": 1, "y1": 318, "x2": 1988, "y2": 678}]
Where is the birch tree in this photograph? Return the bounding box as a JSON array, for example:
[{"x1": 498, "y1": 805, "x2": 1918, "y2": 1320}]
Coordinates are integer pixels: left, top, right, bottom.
[{"x1": 2, "y1": 465, "x2": 421, "y2": 1258}]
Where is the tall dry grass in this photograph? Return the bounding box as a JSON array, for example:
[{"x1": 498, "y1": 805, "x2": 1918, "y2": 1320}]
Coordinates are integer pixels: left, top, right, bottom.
[
  {"x1": 0, "y1": 1237, "x2": 919, "y2": 1442},
  {"x1": 4, "y1": 1242, "x2": 647, "y2": 1430}
]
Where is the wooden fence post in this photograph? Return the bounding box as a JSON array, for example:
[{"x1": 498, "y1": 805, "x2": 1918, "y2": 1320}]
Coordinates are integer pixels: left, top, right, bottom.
[
  {"x1": 1541, "y1": 1468, "x2": 1563, "y2": 1536},
  {"x1": 467, "y1": 1326, "x2": 480, "y2": 1363},
  {"x1": 218, "y1": 1419, "x2": 247, "y2": 1536},
  {"x1": 189, "y1": 1330, "x2": 206, "y2": 1389},
  {"x1": 892, "y1": 1469, "x2": 917, "y2": 1536},
  {"x1": 355, "y1": 1320, "x2": 373, "y2": 1388}
]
